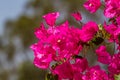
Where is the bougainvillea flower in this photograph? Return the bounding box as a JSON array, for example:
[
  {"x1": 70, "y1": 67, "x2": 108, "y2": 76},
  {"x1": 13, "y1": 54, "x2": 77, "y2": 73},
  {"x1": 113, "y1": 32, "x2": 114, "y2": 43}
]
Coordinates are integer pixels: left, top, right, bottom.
[
  {"x1": 80, "y1": 21, "x2": 98, "y2": 42},
  {"x1": 46, "y1": 21, "x2": 83, "y2": 60},
  {"x1": 34, "y1": 23, "x2": 48, "y2": 41},
  {"x1": 116, "y1": 16, "x2": 120, "y2": 26},
  {"x1": 33, "y1": 55, "x2": 51, "y2": 69},
  {"x1": 108, "y1": 52, "x2": 120, "y2": 75},
  {"x1": 31, "y1": 11, "x2": 120, "y2": 80},
  {"x1": 95, "y1": 45, "x2": 112, "y2": 64},
  {"x1": 114, "y1": 28, "x2": 120, "y2": 43},
  {"x1": 53, "y1": 61, "x2": 84, "y2": 80},
  {"x1": 104, "y1": 0, "x2": 120, "y2": 18},
  {"x1": 104, "y1": 6, "x2": 116, "y2": 18},
  {"x1": 83, "y1": 0, "x2": 101, "y2": 13},
  {"x1": 53, "y1": 61, "x2": 74, "y2": 79},
  {"x1": 71, "y1": 12, "x2": 82, "y2": 21},
  {"x1": 43, "y1": 12, "x2": 59, "y2": 26},
  {"x1": 31, "y1": 42, "x2": 56, "y2": 69},
  {"x1": 72, "y1": 58, "x2": 88, "y2": 72},
  {"x1": 73, "y1": 72, "x2": 83, "y2": 80},
  {"x1": 104, "y1": 24, "x2": 117, "y2": 35},
  {"x1": 82, "y1": 65, "x2": 109, "y2": 80},
  {"x1": 104, "y1": 23, "x2": 117, "y2": 42}
]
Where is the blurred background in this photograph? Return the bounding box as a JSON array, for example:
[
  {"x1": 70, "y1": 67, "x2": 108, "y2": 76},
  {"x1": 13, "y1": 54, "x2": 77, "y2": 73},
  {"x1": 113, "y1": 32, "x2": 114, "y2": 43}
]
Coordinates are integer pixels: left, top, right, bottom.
[{"x1": 0, "y1": 0, "x2": 111, "y2": 80}]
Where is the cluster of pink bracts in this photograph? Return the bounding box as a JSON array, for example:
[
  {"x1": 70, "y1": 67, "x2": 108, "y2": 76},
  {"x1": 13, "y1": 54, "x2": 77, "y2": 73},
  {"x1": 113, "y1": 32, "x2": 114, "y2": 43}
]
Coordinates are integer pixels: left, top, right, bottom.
[{"x1": 31, "y1": 0, "x2": 120, "y2": 80}]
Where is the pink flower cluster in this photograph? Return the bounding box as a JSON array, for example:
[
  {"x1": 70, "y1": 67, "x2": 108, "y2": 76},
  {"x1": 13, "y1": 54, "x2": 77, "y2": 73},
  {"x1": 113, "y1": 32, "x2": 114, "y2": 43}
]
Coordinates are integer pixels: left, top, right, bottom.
[
  {"x1": 104, "y1": 0, "x2": 120, "y2": 18},
  {"x1": 31, "y1": 0, "x2": 120, "y2": 80},
  {"x1": 96, "y1": 45, "x2": 120, "y2": 79},
  {"x1": 31, "y1": 12, "x2": 97, "y2": 69},
  {"x1": 84, "y1": 0, "x2": 101, "y2": 13}
]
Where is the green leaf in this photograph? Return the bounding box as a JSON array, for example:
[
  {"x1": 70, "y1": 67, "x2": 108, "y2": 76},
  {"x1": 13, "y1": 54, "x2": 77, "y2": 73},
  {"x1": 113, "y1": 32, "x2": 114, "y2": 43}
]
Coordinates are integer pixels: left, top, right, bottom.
[
  {"x1": 45, "y1": 73, "x2": 58, "y2": 80},
  {"x1": 115, "y1": 74, "x2": 120, "y2": 80},
  {"x1": 118, "y1": 35, "x2": 120, "y2": 42},
  {"x1": 98, "y1": 24, "x2": 103, "y2": 30},
  {"x1": 45, "y1": 73, "x2": 54, "y2": 80},
  {"x1": 92, "y1": 37, "x2": 104, "y2": 45}
]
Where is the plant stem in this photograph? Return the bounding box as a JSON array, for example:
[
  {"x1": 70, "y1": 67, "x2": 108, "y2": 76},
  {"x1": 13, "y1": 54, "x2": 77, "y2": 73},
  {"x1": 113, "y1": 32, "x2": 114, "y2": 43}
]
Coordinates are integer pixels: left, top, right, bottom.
[{"x1": 113, "y1": 40, "x2": 116, "y2": 54}]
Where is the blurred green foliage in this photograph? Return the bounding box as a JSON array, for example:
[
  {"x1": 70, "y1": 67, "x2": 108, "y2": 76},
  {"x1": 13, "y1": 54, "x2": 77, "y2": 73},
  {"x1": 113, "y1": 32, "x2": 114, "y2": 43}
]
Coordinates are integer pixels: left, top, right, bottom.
[
  {"x1": 0, "y1": 71, "x2": 8, "y2": 80},
  {"x1": 18, "y1": 61, "x2": 47, "y2": 80},
  {"x1": 115, "y1": 74, "x2": 120, "y2": 80}
]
